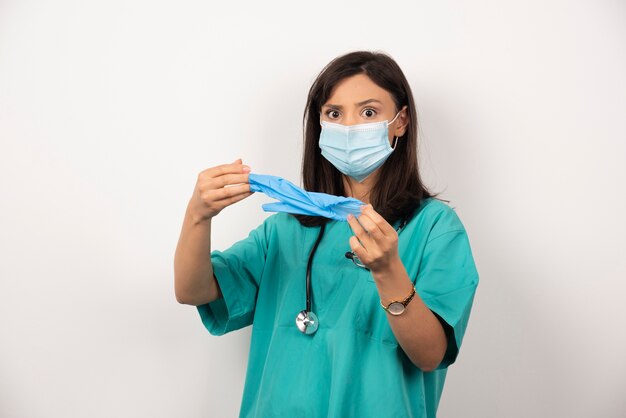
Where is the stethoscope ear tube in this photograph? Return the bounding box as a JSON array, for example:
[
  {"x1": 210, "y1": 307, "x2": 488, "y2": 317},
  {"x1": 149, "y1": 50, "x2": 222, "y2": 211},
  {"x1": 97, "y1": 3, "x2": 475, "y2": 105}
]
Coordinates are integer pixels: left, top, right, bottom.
[{"x1": 295, "y1": 222, "x2": 326, "y2": 335}]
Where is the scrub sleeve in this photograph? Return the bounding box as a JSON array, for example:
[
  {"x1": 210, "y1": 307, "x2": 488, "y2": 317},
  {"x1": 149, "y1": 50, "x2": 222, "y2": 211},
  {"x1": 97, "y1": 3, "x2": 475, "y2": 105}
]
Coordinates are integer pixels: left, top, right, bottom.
[
  {"x1": 416, "y1": 228, "x2": 478, "y2": 369},
  {"x1": 196, "y1": 220, "x2": 269, "y2": 336}
]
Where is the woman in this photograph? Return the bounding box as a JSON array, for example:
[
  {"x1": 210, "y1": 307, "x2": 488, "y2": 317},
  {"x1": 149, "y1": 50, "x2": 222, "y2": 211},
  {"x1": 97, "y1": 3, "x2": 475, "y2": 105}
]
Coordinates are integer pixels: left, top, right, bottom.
[{"x1": 174, "y1": 50, "x2": 479, "y2": 417}]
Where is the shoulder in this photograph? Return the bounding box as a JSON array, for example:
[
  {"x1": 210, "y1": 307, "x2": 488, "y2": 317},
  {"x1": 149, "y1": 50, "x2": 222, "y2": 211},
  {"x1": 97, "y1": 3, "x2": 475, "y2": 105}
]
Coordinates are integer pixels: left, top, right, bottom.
[{"x1": 406, "y1": 198, "x2": 468, "y2": 242}]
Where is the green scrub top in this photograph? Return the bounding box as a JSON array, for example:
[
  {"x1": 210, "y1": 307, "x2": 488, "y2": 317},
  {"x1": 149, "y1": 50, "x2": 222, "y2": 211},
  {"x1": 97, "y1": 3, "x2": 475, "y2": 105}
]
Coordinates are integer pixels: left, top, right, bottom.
[{"x1": 196, "y1": 197, "x2": 479, "y2": 417}]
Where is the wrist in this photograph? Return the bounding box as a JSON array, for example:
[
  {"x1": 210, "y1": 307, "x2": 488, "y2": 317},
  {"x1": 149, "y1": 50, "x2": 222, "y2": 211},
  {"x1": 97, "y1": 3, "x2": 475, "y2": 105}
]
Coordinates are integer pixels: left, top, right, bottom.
[
  {"x1": 370, "y1": 255, "x2": 404, "y2": 281},
  {"x1": 380, "y1": 285, "x2": 416, "y2": 316},
  {"x1": 186, "y1": 206, "x2": 212, "y2": 226},
  {"x1": 371, "y1": 257, "x2": 414, "y2": 305}
]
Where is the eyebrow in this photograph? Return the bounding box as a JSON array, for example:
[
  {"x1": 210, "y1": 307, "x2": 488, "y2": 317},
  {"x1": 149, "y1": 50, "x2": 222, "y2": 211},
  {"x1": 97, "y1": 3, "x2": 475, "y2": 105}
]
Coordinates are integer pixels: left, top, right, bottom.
[{"x1": 322, "y1": 99, "x2": 383, "y2": 109}]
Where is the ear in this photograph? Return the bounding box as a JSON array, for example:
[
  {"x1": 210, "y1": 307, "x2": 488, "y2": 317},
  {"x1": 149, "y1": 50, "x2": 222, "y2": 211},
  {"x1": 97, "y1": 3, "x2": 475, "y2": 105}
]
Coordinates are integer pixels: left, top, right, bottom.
[{"x1": 393, "y1": 105, "x2": 409, "y2": 137}]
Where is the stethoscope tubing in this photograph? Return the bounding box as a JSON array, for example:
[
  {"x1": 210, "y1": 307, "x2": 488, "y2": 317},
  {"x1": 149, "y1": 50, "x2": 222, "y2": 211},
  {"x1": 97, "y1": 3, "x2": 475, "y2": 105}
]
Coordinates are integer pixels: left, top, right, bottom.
[
  {"x1": 305, "y1": 222, "x2": 326, "y2": 313},
  {"x1": 297, "y1": 215, "x2": 407, "y2": 334}
]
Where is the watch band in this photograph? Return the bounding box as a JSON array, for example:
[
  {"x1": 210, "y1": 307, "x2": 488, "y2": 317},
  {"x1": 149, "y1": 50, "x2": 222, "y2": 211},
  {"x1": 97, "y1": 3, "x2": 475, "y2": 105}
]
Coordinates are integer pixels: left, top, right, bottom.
[{"x1": 380, "y1": 286, "x2": 416, "y2": 316}]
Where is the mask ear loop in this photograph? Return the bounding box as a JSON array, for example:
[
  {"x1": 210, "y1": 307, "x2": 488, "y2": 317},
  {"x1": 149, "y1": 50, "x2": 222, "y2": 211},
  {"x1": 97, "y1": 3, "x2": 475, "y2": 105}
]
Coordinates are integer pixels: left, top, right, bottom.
[
  {"x1": 388, "y1": 110, "x2": 402, "y2": 150},
  {"x1": 386, "y1": 111, "x2": 402, "y2": 126},
  {"x1": 391, "y1": 136, "x2": 399, "y2": 150}
]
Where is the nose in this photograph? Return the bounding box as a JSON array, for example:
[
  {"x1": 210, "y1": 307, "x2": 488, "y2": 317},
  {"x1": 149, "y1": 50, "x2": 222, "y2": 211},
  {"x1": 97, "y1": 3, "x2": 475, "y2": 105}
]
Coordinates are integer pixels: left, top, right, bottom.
[{"x1": 342, "y1": 115, "x2": 357, "y2": 126}]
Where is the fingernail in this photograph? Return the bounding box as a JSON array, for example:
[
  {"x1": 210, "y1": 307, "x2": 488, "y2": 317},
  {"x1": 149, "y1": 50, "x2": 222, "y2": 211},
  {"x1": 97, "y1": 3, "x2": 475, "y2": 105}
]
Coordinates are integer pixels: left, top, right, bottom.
[
  {"x1": 243, "y1": 165, "x2": 251, "y2": 173},
  {"x1": 347, "y1": 214, "x2": 353, "y2": 220}
]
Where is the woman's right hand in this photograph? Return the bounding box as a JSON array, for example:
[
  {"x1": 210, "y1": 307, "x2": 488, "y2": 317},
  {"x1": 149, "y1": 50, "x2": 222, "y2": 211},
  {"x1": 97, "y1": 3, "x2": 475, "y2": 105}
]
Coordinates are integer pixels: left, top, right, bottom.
[{"x1": 188, "y1": 158, "x2": 253, "y2": 224}]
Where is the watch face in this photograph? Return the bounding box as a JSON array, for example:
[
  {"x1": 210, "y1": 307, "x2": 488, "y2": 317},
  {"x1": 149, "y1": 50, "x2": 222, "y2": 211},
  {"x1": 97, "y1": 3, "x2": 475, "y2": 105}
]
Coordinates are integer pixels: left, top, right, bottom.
[{"x1": 388, "y1": 302, "x2": 405, "y2": 316}]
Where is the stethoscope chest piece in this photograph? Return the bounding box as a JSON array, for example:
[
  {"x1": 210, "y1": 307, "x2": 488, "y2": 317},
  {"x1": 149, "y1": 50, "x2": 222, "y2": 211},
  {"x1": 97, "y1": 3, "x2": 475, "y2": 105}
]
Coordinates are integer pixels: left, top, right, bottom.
[{"x1": 296, "y1": 310, "x2": 318, "y2": 334}]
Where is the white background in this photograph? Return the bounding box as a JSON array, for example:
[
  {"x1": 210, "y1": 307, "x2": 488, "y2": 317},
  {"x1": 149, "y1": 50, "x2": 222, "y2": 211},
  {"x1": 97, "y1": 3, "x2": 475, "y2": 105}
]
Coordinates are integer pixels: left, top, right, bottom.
[{"x1": 1, "y1": 0, "x2": 625, "y2": 417}]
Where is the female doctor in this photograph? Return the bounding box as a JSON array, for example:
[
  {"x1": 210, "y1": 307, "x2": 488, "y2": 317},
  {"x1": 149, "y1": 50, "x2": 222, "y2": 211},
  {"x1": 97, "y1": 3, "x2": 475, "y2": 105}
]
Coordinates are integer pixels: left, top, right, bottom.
[{"x1": 174, "y1": 50, "x2": 479, "y2": 417}]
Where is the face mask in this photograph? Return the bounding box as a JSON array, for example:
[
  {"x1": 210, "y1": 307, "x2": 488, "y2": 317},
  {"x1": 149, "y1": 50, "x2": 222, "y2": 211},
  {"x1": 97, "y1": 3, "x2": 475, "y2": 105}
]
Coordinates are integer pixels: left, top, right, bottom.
[{"x1": 318, "y1": 111, "x2": 401, "y2": 183}]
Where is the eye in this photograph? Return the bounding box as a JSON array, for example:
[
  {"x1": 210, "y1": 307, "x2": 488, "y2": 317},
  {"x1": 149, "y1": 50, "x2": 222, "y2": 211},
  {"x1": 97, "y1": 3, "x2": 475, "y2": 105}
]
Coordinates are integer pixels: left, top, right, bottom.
[
  {"x1": 325, "y1": 109, "x2": 341, "y2": 119},
  {"x1": 362, "y1": 108, "x2": 377, "y2": 118}
]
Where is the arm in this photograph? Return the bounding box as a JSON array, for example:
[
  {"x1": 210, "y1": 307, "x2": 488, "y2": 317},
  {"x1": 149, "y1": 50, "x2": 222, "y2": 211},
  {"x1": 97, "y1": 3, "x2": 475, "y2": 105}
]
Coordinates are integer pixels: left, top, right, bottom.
[
  {"x1": 174, "y1": 159, "x2": 252, "y2": 306},
  {"x1": 346, "y1": 205, "x2": 446, "y2": 371},
  {"x1": 174, "y1": 208, "x2": 222, "y2": 305},
  {"x1": 373, "y1": 261, "x2": 447, "y2": 372}
]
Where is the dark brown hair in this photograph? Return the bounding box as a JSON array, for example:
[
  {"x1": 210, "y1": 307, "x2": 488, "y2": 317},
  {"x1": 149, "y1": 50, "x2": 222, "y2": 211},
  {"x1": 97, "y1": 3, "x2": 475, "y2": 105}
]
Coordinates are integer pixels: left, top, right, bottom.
[{"x1": 294, "y1": 50, "x2": 439, "y2": 227}]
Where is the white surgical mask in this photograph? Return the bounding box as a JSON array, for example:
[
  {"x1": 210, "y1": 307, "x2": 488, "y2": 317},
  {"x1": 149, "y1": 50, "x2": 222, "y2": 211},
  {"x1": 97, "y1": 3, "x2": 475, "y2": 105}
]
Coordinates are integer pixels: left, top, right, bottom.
[{"x1": 319, "y1": 111, "x2": 401, "y2": 182}]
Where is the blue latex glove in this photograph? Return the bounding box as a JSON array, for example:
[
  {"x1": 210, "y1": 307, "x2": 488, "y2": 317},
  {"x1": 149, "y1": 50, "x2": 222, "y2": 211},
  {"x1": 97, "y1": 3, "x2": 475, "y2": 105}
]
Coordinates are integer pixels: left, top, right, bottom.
[{"x1": 248, "y1": 173, "x2": 364, "y2": 221}]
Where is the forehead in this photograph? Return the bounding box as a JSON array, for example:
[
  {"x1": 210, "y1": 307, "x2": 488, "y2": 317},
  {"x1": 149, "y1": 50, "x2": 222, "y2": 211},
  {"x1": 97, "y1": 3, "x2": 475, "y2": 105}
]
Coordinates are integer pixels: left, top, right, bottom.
[{"x1": 324, "y1": 73, "x2": 394, "y2": 106}]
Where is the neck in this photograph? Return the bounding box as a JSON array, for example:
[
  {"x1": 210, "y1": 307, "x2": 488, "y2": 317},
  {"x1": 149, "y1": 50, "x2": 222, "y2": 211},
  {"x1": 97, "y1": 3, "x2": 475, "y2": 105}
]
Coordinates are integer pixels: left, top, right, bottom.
[{"x1": 342, "y1": 172, "x2": 379, "y2": 204}]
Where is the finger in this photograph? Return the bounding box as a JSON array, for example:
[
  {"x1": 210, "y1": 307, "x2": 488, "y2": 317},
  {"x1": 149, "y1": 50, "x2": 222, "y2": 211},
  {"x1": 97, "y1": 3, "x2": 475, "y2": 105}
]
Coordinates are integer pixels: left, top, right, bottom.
[
  {"x1": 218, "y1": 190, "x2": 254, "y2": 208},
  {"x1": 205, "y1": 173, "x2": 250, "y2": 189},
  {"x1": 356, "y1": 211, "x2": 385, "y2": 242},
  {"x1": 206, "y1": 183, "x2": 251, "y2": 202},
  {"x1": 347, "y1": 213, "x2": 372, "y2": 253},
  {"x1": 349, "y1": 235, "x2": 368, "y2": 261},
  {"x1": 361, "y1": 204, "x2": 396, "y2": 236},
  {"x1": 201, "y1": 160, "x2": 251, "y2": 179}
]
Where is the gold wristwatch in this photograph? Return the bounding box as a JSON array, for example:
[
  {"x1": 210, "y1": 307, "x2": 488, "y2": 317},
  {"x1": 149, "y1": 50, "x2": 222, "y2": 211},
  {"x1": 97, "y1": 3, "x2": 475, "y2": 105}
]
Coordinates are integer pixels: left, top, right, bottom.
[{"x1": 380, "y1": 286, "x2": 416, "y2": 316}]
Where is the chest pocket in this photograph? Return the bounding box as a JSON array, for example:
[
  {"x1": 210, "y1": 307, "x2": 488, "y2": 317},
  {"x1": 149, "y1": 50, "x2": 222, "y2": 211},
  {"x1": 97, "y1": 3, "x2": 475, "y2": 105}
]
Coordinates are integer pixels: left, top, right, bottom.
[{"x1": 353, "y1": 268, "x2": 400, "y2": 347}]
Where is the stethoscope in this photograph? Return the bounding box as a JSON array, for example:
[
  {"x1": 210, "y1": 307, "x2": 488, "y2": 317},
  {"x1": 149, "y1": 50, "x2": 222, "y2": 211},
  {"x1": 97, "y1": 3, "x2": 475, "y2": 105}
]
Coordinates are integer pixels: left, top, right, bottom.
[
  {"x1": 295, "y1": 217, "x2": 408, "y2": 335},
  {"x1": 295, "y1": 223, "x2": 326, "y2": 335}
]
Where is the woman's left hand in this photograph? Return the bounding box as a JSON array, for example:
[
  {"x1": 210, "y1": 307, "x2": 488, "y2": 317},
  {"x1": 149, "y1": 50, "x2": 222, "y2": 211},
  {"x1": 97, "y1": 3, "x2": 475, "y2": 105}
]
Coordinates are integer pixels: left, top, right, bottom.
[{"x1": 346, "y1": 204, "x2": 400, "y2": 275}]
